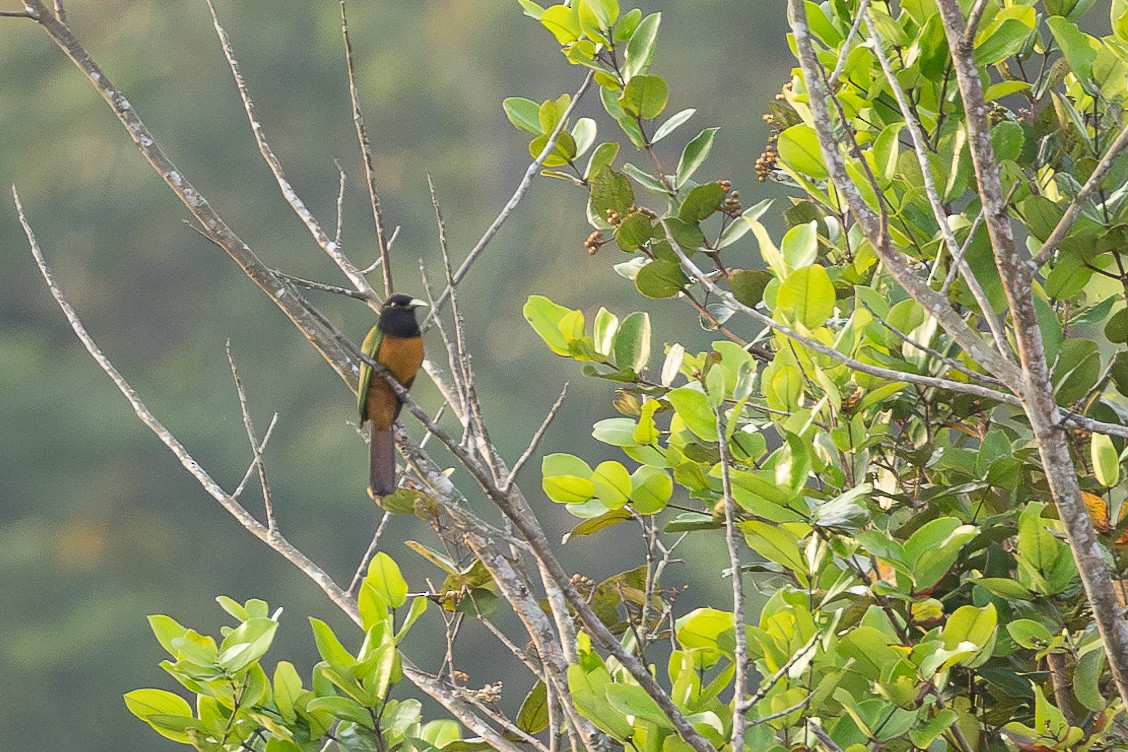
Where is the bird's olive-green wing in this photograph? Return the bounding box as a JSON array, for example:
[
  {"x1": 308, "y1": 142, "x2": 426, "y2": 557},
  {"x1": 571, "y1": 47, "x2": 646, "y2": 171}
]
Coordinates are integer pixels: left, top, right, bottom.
[{"x1": 357, "y1": 323, "x2": 384, "y2": 421}]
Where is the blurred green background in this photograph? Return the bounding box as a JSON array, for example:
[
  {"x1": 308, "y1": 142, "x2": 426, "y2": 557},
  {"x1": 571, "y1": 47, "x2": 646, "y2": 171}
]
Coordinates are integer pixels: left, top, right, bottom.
[{"x1": 0, "y1": 2, "x2": 786, "y2": 749}]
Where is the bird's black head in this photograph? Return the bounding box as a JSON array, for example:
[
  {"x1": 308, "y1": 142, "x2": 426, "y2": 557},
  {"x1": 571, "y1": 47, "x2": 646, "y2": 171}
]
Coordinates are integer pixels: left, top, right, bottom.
[{"x1": 378, "y1": 294, "x2": 427, "y2": 338}]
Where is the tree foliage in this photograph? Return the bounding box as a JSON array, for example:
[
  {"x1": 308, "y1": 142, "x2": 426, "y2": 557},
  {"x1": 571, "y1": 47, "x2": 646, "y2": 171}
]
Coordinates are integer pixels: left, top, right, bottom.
[{"x1": 12, "y1": 0, "x2": 1128, "y2": 750}]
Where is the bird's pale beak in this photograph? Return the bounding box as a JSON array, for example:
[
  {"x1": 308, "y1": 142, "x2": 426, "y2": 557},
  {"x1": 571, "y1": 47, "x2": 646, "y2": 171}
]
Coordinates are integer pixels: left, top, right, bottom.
[{"x1": 409, "y1": 298, "x2": 429, "y2": 309}]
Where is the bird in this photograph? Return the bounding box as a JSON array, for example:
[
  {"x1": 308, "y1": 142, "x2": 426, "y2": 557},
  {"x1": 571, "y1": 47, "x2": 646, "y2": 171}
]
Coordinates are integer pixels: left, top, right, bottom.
[{"x1": 358, "y1": 294, "x2": 427, "y2": 498}]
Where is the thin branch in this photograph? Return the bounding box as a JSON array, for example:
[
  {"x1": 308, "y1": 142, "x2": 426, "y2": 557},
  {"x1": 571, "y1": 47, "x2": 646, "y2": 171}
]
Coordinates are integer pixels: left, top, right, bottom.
[
  {"x1": 232, "y1": 413, "x2": 279, "y2": 500},
  {"x1": 962, "y1": 0, "x2": 990, "y2": 46},
  {"x1": 21, "y1": 0, "x2": 358, "y2": 386},
  {"x1": 865, "y1": 10, "x2": 1013, "y2": 362},
  {"x1": 226, "y1": 340, "x2": 277, "y2": 531},
  {"x1": 270, "y1": 269, "x2": 372, "y2": 300},
  {"x1": 347, "y1": 511, "x2": 391, "y2": 596},
  {"x1": 51, "y1": 0, "x2": 63, "y2": 23},
  {"x1": 828, "y1": 0, "x2": 870, "y2": 84},
  {"x1": 340, "y1": 0, "x2": 393, "y2": 297},
  {"x1": 505, "y1": 383, "x2": 569, "y2": 492},
  {"x1": 739, "y1": 632, "x2": 819, "y2": 712},
  {"x1": 333, "y1": 162, "x2": 346, "y2": 249},
  {"x1": 858, "y1": 302, "x2": 1005, "y2": 386},
  {"x1": 17, "y1": 184, "x2": 355, "y2": 619},
  {"x1": 422, "y1": 71, "x2": 595, "y2": 328},
  {"x1": 806, "y1": 722, "x2": 846, "y2": 752},
  {"x1": 1032, "y1": 122, "x2": 1128, "y2": 268},
  {"x1": 0, "y1": 9, "x2": 37, "y2": 17},
  {"x1": 204, "y1": 0, "x2": 379, "y2": 305},
  {"x1": 717, "y1": 407, "x2": 748, "y2": 750}
]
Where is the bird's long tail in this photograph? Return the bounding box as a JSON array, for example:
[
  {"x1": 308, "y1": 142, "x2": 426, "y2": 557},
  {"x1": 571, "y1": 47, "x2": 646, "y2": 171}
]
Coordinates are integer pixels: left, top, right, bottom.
[{"x1": 369, "y1": 427, "x2": 397, "y2": 498}]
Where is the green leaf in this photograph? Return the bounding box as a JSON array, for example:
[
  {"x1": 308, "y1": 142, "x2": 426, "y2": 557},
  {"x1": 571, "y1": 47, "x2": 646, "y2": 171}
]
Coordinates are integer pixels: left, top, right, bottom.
[
  {"x1": 679, "y1": 182, "x2": 725, "y2": 222},
  {"x1": 147, "y1": 614, "x2": 189, "y2": 657},
  {"x1": 624, "y1": 12, "x2": 660, "y2": 80},
  {"x1": 1006, "y1": 619, "x2": 1054, "y2": 649},
  {"x1": 975, "y1": 18, "x2": 1034, "y2": 65},
  {"x1": 365, "y1": 552, "x2": 409, "y2": 609},
  {"x1": 667, "y1": 387, "x2": 717, "y2": 441},
  {"x1": 542, "y1": 454, "x2": 595, "y2": 504},
  {"x1": 606, "y1": 683, "x2": 673, "y2": 728},
  {"x1": 592, "y1": 461, "x2": 632, "y2": 508},
  {"x1": 564, "y1": 508, "x2": 633, "y2": 542},
  {"x1": 517, "y1": 0, "x2": 545, "y2": 20},
  {"x1": 1092, "y1": 433, "x2": 1120, "y2": 487},
  {"x1": 273, "y1": 661, "x2": 303, "y2": 723},
  {"x1": 592, "y1": 417, "x2": 641, "y2": 446},
  {"x1": 635, "y1": 259, "x2": 688, "y2": 298},
  {"x1": 516, "y1": 680, "x2": 550, "y2": 734},
  {"x1": 1046, "y1": 16, "x2": 1097, "y2": 85},
  {"x1": 741, "y1": 521, "x2": 808, "y2": 577},
  {"x1": 631, "y1": 466, "x2": 673, "y2": 513},
  {"x1": 940, "y1": 603, "x2": 997, "y2": 668},
  {"x1": 503, "y1": 97, "x2": 543, "y2": 135},
  {"x1": 589, "y1": 167, "x2": 635, "y2": 226},
  {"x1": 585, "y1": 142, "x2": 620, "y2": 180},
  {"x1": 620, "y1": 74, "x2": 669, "y2": 120},
  {"x1": 781, "y1": 221, "x2": 818, "y2": 269},
  {"x1": 124, "y1": 689, "x2": 195, "y2": 743},
  {"x1": 310, "y1": 619, "x2": 356, "y2": 672},
  {"x1": 729, "y1": 269, "x2": 772, "y2": 308},
  {"x1": 653, "y1": 108, "x2": 696, "y2": 144},
  {"x1": 613, "y1": 311, "x2": 651, "y2": 373},
  {"x1": 217, "y1": 617, "x2": 278, "y2": 673},
  {"x1": 776, "y1": 124, "x2": 828, "y2": 180},
  {"x1": 524, "y1": 295, "x2": 575, "y2": 356},
  {"x1": 541, "y1": 5, "x2": 582, "y2": 44},
  {"x1": 675, "y1": 128, "x2": 718, "y2": 188},
  {"x1": 1105, "y1": 307, "x2": 1128, "y2": 344},
  {"x1": 991, "y1": 121, "x2": 1024, "y2": 162},
  {"x1": 775, "y1": 265, "x2": 835, "y2": 329},
  {"x1": 675, "y1": 608, "x2": 734, "y2": 654}
]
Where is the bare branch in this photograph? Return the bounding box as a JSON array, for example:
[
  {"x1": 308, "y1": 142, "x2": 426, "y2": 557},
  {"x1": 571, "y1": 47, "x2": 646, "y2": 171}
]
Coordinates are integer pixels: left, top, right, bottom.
[
  {"x1": 270, "y1": 269, "x2": 372, "y2": 300},
  {"x1": 204, "y1": 0, "x2": 379, "y2": 305},
  {"x1": 347, "y1": 511, "x2": 390, "y2": 595},
  {"x1": 52, "y1": 0, "x2": 63, "y2": 23},
  {"x1": 1032, "y1": 123, "x2": 1128, "y2": 268},
  {"x1": 333, "y1": 161, "x2": 346, "y2": 248},
  {"x1": 17, "y1": 184, "x2": 523, "y2": 751},
  {"x1": 505, "y1": 383, "x2": 569, "y2": 491},
  {"x1": 716, "y1": 407, "x2": 748, "y2": 750},
  {"x1": 226, "y1": 340, "x2": 276, "y2": 531},
  {"x1": 828, "y1": 0, "x2": 869, "y2": 83},
  {"x1": 423, "y1": 71, "x2": 595, "y2": 327},
  {"x1": 0, "y1": 9, "x2": 37, "y2": 17},
  {"x1": 340, "y1": 0, "x2": 393, "y2": 297},
  {"x1": 17, "y1": 184, "x2": 354, "y2": 618},
  {"x1": 864, "y1": 11, "x2": 1013, "y2": 363},
  {"x1": 806, "y1": 721, "x2": 846, "y2": 752},
  {"x1": 962, "y1": 0, "x2": 990, "y2": 45},
  {"x1": 232, "y1": 413, "x2": 279, "y2": 500},
  {"x1": 20, "y1": 0, "x2": 358, "y2": 387}
]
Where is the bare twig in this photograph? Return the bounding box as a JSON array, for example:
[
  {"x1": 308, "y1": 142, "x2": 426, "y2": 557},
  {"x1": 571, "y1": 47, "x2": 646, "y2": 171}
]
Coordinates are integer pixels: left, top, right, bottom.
[
  {"x1": 270, "y1": 269, "x2": 372, "y2": 300},
  {"x1": 333, "y1": 162, "x2": 346, "y2": 249},
  {"x1": 340, "y1": 1, "x2": 393, "y2": 297},
  {"x1": 1032, "y1": 123, "x2": 1128, "y2": 268},
  {"x1": 423, "y1": 71, "x2": 595, "y2": 327},
  {"x1": 204, "y1": 0, "x2": 379, "y2": 305},
  {"x1": 717, "y1": 407, "x2": 748, "y2": 749},
  {"x1": 505, "y1": 383, "x2": 569, "y2": 492},
  {"x1": 0, "y1": 9, "x2": 37, "y2": 17},
  {"x1": 51, "y1": 0, "x2": 63, "y2": 23},
  {"x1": 806, "y1": 722, "x2": 846, "y2": 752},
  {"x1": 962, "y1": 0, "x2": 990, "y2": 45},
  {"x1": 739, "y1": 632, "x2": 819, "y2": 712},
  {"x1": 865, "y1": 10, "x2": 1013, "y2": 362},
  {"x1": 828, "y1": 0, "x2": 870, "y2": 84},
  {"x1": 347, "y1": 512, "x2": 391, "y2": 596},
  {"x1": 226, "y1": 340, "x2": 276, "y2": 531},
  {"x1": 232, "y1": 413, "x2": 279, "y2": 500}
]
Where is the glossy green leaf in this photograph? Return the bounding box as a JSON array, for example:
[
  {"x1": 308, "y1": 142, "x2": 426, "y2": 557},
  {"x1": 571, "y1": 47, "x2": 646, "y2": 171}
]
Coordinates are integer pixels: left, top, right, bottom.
[
  {"x1": 777, "y1": 124, "x2": 828, "y2": 180},
  {"x1": 365, "y1": 552, "x2": 409, "y2": 609},
  {"x1": 503, "y1": 97, "x2": 543, "y2": 135},
  {"x1": 623, "y1": 12, "x2": 660, "y2": 80},
  {"x1": 635, "y1": 259, "x2": 688, "y2": 298},
  {"x1": 620, "y1": 74, "x2": 669, "y2": 120},
  {"x1": 1092, "y1": 433, "x2": 1120, "y2": 487},
  {"x1": 775, "y1": 264, "x2": 835, "y2": 328},
  {"x1": 524, "y1": 295, "x2": 574, "y2": 356},
  {"x1": 667, "y1": 387, "x2": 716, "y2": 440},
  {"x1": 653, "y1": 108, "x2": 696, "y2": 144},
  {"x1": 613, "y1": 311, "x2": 651, "y2": 373},
  {"x1": 630, "y1": 466, "x2": 673, "y2": 513},
  {"x1": 675, "y1": 128, "x2": 718, "y2": 188}
]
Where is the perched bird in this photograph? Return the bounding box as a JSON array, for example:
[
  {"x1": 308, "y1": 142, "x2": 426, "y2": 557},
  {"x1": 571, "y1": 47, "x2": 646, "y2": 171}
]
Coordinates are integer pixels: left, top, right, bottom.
[{"x1": 358, "y1": 294, "x2": 427, "y2": 498}]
